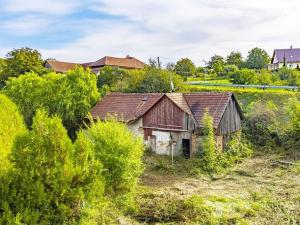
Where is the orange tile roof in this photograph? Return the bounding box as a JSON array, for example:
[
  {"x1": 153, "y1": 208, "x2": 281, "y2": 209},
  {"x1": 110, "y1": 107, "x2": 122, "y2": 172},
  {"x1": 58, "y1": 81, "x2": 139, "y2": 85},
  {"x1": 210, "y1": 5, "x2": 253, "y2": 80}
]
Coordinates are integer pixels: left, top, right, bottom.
[
  {"x1": 90, "y1": 92, "x2": 243, "y2": 128},
  {"x1": 89, "y1": 56, "x2": 145, "y2": 69},
  {"x1": 45, "y1": 60, "x2": 80, "y2": 73},
  {"x1": 90, "y1": 93, "x2": 164, "y2": 123}
]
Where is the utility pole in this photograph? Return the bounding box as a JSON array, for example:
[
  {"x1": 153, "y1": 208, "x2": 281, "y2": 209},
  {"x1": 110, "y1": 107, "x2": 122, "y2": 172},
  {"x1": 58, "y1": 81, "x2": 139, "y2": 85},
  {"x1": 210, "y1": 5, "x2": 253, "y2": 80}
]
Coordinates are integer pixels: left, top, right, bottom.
[{"x1": 157, "y1": 57, "x2": 161, "y2": 68}]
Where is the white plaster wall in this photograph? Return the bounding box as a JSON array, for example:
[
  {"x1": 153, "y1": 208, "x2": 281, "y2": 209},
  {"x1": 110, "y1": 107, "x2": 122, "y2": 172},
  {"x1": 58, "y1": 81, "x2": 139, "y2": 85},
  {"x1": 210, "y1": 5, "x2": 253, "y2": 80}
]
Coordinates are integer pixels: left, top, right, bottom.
[
  {"x1": 278, "y1": 62, "x2": 300, "y2": 69},
  {"x1": 127, "y1": 118, "x2": 143, "y2": 138},
  {"x1": 150, "y1": 131, "x2": 191, "y2": 156},
  {"x1": 152, "y1": 130, "x2": 171, "y2": 155}
]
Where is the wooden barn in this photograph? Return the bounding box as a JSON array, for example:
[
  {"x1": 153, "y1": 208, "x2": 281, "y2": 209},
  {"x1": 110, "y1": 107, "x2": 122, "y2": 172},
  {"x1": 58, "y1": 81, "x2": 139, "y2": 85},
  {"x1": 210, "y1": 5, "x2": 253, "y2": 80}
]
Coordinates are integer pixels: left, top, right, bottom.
[{"x1": 90, "y1": 92, "x2": 244, "y2": 158}]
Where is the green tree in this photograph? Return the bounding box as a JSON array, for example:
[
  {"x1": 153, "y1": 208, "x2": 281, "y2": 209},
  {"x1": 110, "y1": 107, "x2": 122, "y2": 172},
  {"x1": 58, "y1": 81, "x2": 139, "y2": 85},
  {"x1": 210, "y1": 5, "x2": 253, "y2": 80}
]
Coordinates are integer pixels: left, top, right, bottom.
[
  {"x1": 0, "y1": 94, "x2": 26, "y2": 175},
  {"x1": 0, "y1": 48, "x2": 46, "y2": 84},
  {"x1": 230, "y1": 68, "x2": 258, "y2": 84},
  {"x1": 218, "y1": 64, "x2": 239, "y2": 77},
  {"x1": 246, "y1": 47, "x2": 270, "y2": 69},
  {"x1": 200, "y1": 111, "x2": 218, "y2": 173},
  {"x1": 125, "y1": 68, "x2": 184, "y2": 93},
  {"x1": 4, "y1": 67, "x2": 99, "y2": 136},
  {"x1": 97, "y1": 66, "x2": 127, "y2": 88},
  {"x1": 257, "y1": 69, "x2": 272, "y2": 85},
  {"x1": 226, "y1": 51, "x2": 243, "y2": 68},
  {"x1": 174, "y1": 58, "x2": 196, "y2": 77},
  {"x1": 208, "y1": 55, "x2": 225, "y2": 74},
  {"x1": 84, "y1": 119, "x2": 144, "y2": 210},
  {"x1": 0, "y1": 110, "x2": 104, "y2": 224},
  {"x1": 0, "y1": 58, "x2": 6, "y2": 88}
]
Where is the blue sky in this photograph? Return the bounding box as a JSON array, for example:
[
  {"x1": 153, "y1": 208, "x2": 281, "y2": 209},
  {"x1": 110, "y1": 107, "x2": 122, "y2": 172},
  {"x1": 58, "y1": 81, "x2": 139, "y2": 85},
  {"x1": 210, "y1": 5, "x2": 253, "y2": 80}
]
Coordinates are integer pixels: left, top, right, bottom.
[{"x1": 1, "y1": 0, "x2": 300, "y2": 66}]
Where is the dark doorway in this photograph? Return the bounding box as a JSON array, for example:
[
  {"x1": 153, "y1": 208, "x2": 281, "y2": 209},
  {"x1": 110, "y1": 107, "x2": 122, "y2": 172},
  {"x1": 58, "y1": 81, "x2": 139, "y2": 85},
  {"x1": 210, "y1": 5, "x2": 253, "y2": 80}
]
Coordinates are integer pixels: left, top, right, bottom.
[{"x1": 182, "y1": 139, "x2": 190, "y2": 159}]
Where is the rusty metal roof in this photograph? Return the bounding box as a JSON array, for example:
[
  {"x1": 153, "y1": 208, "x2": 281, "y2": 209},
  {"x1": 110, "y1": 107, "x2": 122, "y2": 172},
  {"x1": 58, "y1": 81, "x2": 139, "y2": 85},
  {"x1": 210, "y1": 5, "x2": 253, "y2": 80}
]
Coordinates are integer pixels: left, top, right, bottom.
[
  {"x1": 90, "y1": 93, "x2": 164, "y2": 122},
  {"x1": 90, "y1": 92, "x2": 242, "y2": 128}
]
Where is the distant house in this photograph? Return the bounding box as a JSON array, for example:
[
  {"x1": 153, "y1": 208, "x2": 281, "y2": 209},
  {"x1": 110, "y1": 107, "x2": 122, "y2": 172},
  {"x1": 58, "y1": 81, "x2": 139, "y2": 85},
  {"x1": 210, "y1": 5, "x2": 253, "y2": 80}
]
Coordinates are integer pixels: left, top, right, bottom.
[
  {"x1": 90, "y1": 92, "x2": 243, "y2": 158},
  {"x1": 87, "y1": 56, "x2": 145, "y2": 74},
  {"x1": 268, "y1": 46, "x2": 300, "y2": 70},
  {"x1": 45, "y1": 60, "x2": 80, "y2": 73},
  {"x1": 45, "y1": 55, "x2": 145, "y2": 73}
]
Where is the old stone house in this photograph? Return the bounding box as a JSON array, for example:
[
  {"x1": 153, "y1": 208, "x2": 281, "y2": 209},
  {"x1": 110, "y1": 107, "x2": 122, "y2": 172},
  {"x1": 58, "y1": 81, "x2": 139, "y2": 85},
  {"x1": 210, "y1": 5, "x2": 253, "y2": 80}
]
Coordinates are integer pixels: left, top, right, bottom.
[{"x1": 90, "y1": 92, "x2": 243, "y2": 158}]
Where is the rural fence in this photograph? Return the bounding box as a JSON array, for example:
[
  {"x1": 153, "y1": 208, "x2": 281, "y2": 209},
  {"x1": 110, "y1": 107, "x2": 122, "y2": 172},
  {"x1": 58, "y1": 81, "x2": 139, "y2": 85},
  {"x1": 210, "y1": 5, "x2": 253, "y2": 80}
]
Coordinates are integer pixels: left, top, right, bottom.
[{"x1": 186, "y1": 82, "x2": 299, "y2": 91}]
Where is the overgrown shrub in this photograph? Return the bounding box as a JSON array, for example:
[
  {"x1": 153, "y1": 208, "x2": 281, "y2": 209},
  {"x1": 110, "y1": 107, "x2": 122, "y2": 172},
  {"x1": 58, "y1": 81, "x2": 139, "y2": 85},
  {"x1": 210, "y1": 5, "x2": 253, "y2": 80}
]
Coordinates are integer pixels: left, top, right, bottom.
[
  {"x1": 220, "y1": 131, "x2": 253, "y2": 168},
  {"x1": 200, "y1": 111, "x2": 253, "y2": 173},
  {"x1": 84, "y1": 119, "x2": 144, "y2": 211},
  {"x1": 4, "y1": 66, "x2": 99, "y2": 137},
  {"x1": 199, "y1": 111, "x2": 218, "y2": 173},
  {"x1": 0, "y1": 94, "x2": 26, "y2": 174},
  {"x1": 245, "y1": 100, "x2": 282, "y2": 147},
  {"x1": 284, "y1": 97, "x2": 300, "y2": 150},
  {"x1": 0, "y1": 110, "x2": 105, "y2": 225},
  {"x1": 124, "y1": 67, "x2": 184, "y2": 93}
]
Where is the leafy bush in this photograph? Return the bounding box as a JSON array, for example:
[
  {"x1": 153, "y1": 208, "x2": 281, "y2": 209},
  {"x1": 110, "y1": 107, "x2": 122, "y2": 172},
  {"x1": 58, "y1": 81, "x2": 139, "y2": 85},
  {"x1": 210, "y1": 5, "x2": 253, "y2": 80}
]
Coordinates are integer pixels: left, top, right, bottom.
[
  {"x1": 0, "y1": 110, "x2": 104, "y2": 225},
  {"x1": 83, "y1": 119, "x2": 144, "y2": 211},
  {"x1": 230, "y1": 68, "x2": 258, "y2": 84},
  {"x1": 284, "y1": 98, "x2": 300, "y2": 149},
  {"x1": 274, "y1": 67, "x2": 300, "y2": 86},
  {"x1": 245, "y1": 100, "x2": 282, "y2": 147},
  {"x1": 4, "y1": 66, "x2": 99, "y2": 137},
  {"x1": 199, "y1": 111, "x2": 253, "y2": 173},
  {"x1": 199, "y1": 111, "x2": 218, "y2": 173},
  {"x1": 124, "y1": 68, "x2": 184, "y2": 93},
  {"x1": 97, "y1": 66, "x2": 128, "y2": 88},
  {"x1": 0, "y1": 94, "x2": 26, "y2": 174},
  {"x1": 220, "y1": 132, "x2": 253, "y2": 168}
]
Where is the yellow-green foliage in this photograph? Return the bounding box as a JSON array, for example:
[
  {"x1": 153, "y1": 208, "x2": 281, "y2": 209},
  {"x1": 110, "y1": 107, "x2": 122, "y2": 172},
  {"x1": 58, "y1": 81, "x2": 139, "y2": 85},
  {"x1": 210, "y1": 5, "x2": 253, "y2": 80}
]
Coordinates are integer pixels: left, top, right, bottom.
[
  {"x1": 200, "y1": 110, "x2": 218, "y2": 173},
  {"x1": 84, "y1": 119, "x2": 144, "y2": 211},
  {"x1": 0, "y1": 110, "x2": 105, "y2": 225},
  {"x1": 200, "y1": 111, "x2": 253, "y2": 173},
  {"x1": 124, "y1": 67, "x2": 184, "y2": 93},
  {"x1": 0, "y1": 94, "x2": 26, "y2": 174},
  {"x1": 4, "y1": 66, "x2": 99, "y2": 136}
]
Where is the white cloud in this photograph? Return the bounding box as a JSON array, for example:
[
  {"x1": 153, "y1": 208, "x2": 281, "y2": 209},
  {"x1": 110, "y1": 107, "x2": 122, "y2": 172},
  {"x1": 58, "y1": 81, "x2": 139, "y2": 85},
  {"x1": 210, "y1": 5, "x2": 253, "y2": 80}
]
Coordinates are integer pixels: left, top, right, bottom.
[
  {"x1": 2, "y1": 0, "x2": 82, "y2": 15},
  {"x1": 1, "y1": 15, "x2": 52, "y2": 35},
  {"x1": 3, "y1": 0, "x2": 300, "y2": 65}
]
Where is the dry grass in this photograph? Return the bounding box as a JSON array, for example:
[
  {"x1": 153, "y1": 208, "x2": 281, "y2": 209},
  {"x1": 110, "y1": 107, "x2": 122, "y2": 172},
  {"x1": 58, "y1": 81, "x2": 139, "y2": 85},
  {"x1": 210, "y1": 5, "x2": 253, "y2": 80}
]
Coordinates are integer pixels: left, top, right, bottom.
[{"x1": 133, "y1": 152, "x2": 300, "y2": 224}]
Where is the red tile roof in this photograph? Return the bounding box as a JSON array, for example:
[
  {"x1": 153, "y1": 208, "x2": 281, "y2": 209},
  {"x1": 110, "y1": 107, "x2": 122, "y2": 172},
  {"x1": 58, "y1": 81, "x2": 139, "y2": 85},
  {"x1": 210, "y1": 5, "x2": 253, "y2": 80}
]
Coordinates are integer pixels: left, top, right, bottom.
[
  {"x1": 90, "y1": 92, "x2": 243, "y2": 128},
  {"x1": 90, "y1": 93, "x2": 164, "y2": 122},
  {"x1": 184, "y1": 92, "x2": 234, "y2": 128},
  {"x1": 46, "y1": 56, "x2": 145, "y2": 73},
  {"x1": 45, "y1": 60, "x2": 80, "y2": 73},
  {"x1": 89, "y1": 56, "x2": 145, "y2": 69}
]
